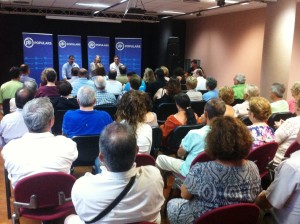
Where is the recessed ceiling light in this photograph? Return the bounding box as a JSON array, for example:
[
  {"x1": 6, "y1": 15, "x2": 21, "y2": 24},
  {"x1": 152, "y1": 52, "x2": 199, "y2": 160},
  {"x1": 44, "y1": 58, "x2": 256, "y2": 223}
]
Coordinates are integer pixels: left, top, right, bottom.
[
  {"x1": 162, "y1": 10, "x2": 185, "y2": 15},
  {"x1": 75, "y1": 3, "x2": 110, "y2": 8}
]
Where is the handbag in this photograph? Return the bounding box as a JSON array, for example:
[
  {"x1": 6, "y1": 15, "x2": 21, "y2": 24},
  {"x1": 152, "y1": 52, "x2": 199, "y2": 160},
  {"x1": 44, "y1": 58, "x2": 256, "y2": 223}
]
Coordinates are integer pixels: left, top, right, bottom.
[{"x1": 85, "y1": 175, "x2": 136, "y2": 223}]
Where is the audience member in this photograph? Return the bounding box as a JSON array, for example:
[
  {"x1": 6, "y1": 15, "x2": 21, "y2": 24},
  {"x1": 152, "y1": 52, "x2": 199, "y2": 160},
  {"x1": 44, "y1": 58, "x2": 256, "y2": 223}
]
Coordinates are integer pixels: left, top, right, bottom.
[
  {"x1": 116, "y1": 65, "x2": 128, "y2": 85},
  {"x1": 247, "y1": 97, "x2": 274, "y2": 149},
  {"x1": 63, "y1": 86, "x2": 112, "y2": 138},
  {"x1": 0, "y1": 88, "x2": 34, "y2": 148},
  {"x1": 147, "y1": 68, "x2": 167, "y2": 98},
  {"x1": 173, "y1": 67, "x2": 186, "y2": 84},
  {"x1": 94, "y1": 76, "x2": 117, "y2": 106},
  {"x1": 109, "y1": 55, "x2": 123, "y2": 76},
  {"x1": 167, "y1": 116, "x2": 261, "y2": 224},
  {"x1": 270, "y1": 82, "x2": 289, "y2": 113},
  {"x1": 1, "y1": 97, "x2": 78, "y2": 188},
  {"x1": 161, "y1": 66, "x2": 170, "y2": 82},
  {"x1": 193, "y1": 68, "x2": 206, "y2": 91},
  {"x1": 19, "y1": 64, "x2": 36, "y2": 83},
  {"x1": 188, "y1": 59, "x2": 201, "y2": 75},
  {"x1": 124, "y1": 72, "x2": 146, "y2": 92},
  {"x1": 105, "y1": 69, "x2": 123, "y2": 96},
  {"x1": 143, "y1": 67, "x2": 156, "y2": 92},
  {"x1": 116, "y1": 91, "x2": 152, "y2": 154},
  {"x1": 144, "y1": 92, "x2": 158, "y2": 127},
  {"x1": 62, "y1": 55, "x2": 79, "y2": 80},
  {"x1": 64, "y1": 123, "x2": 164, "y2": 224},
  {"x1": 93, "y1": 66, "x2": 106, "y2": 78},
  {"x1": 71, "y1": 68, "x2": 95, "y2": 97},
  {"x1": 68, "y1": 67, "x2": 79, "y2": 84},
  {"x1": 232, "y1": 73, "x2": 246, "y2": 100},
  {"x1": 35, "y1": 68, "x2": 59, "y2": 98},
  {"x1": 185, "y1": 76, "x2": 202, "y2": 101},
  {"x1": 218, "y1": 86, "x2": 235, "y2": 116},
  {"x1": 202, "y1": 77, "x2": 218, "y2": 101},
  {"x1": 89, "y1": 55, "x2": 103, "y2": 77},
  {"x1": 288, "y1": 82, "x2": 300, "y2": 113}
]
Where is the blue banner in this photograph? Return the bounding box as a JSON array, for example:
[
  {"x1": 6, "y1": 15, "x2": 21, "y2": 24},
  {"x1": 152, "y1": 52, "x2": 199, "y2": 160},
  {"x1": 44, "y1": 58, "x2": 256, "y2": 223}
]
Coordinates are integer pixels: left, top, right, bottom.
[
  {"x1": 115, "y1": 38, "x2": 142, "y2": 76},
  {"x1": 87, "y1": 36, "x2": 110, "y2": 75},
  {"x1": 22, "y1": 33, "x2": 53, "y2": 84},
  {"x1": 57, "y1": 35, "x2": 82, "y2": 80}
]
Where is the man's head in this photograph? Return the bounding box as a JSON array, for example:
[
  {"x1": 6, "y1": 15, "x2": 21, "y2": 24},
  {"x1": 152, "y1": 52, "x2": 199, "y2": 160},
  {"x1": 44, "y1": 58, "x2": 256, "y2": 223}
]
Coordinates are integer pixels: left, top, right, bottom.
[
  {"x1": 94, "y1": 55, "x2": 101, "y2": 63},
  {"x1": 204, "y1": 98, "x2": 226, "y2": 121},
  {"x1": 99, "y1": 123, "x2": 137, "y2": 172},
  {"x1": 71, "y1": 67, "x2": 79, "y2": 77},
  {"x1": 130, "y1": 74, "x2": 141, "y2": 90},
  {"x1": 193, "y1": 68, "x2": 204, "y2": 77},
  {"x1": 58, "y1": 81, "x2": 73, "y2": 96},
  {"x1": 22, "y1": 97, "x2": 54, "y2": 133},
  {"x1": 45, "y1": 69, "x2": 57, "y2": 82},
  {"x1": 108, "y1": 69, "x2": 117, "y2": 80},
  {"x1": 77, "y1": 86, "x2": 96, "y2": 107},
  {"x1": 94, "y1": 76, "x2": 106, "y2": 90},
  {"x1": 15, "y1": 88, "x2": 34, "y2": 109},
  {"x1": 68, "y1": 55, "x2": 75, "y2": 65},
  {"x1": 113, "y1": 55, "x2": 120, "y2": 65},
  {"x1": 119, "y1": 65, "x2": 127, "y2": 76},
  {"x1": 23, "y1": 80, "x2": 38, "y2": 94},
  {"x1": 20, "y1": 64, "x2": 30, "y2": 75},
  {"x1": 191, "y1": 59, "x2": 198, "y2": 69},
  {"x1": 78, "y1": 68, "x2": 89, "y2": 78},
  {"x1": 206, "y1": 77, "x2": 217, "y2": 90},
  {"x1": 233, "y1": 73, "x2": 246, "y2": 85},
  {"x1": 9, "y1": 66, "x2": 21, "y2": 80},
  {"x1": 270, "y1": 82, "x2": 285, "y2": 101},
  {"x1": 244, "y1": 84, "x2": 260, "y2": 101}
]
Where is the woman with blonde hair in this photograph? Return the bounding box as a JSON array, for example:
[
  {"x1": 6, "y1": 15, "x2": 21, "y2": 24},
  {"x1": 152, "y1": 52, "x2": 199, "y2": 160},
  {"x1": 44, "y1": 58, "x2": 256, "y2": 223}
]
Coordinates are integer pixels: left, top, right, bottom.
[
  {"x1": 218, "y1": 86, "x2": 235, "y2": 117},
  {"x1": 185, "y1": 76, "x2": 202, "y2": 101},
  {"x1": 143, "y1": 67, "x2": 156, "y2": 92},
  {"x1": 288, "y1": 82, "x2": 300, "y2": 113}
]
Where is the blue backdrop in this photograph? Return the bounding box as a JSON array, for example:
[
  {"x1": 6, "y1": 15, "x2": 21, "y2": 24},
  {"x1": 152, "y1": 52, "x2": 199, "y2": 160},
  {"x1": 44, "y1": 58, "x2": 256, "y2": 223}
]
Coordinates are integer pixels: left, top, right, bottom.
[
  {"x1": 115, "y1": 38, "x2": 142, "y2": 76},
  {"x1": 87, "y1": 36, "x2": 110, "y2": 75},
  {"x1": 22, "y1": 33, "x2": 53, "y2": 84},
  {"x1": 57, "y1": 35, "x2": 82, "y2": 80}
]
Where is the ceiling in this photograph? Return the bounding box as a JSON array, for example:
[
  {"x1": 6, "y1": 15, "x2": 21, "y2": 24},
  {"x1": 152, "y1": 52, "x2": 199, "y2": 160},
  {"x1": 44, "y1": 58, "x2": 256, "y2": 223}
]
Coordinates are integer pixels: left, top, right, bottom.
[{"x1": 0, "y1": 0, "x2": 270, "y2": 22}]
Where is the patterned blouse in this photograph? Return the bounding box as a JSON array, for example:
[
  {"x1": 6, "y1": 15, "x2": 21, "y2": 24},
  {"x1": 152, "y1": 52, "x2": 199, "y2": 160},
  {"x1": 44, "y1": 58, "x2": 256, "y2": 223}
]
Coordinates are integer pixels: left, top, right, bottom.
[{"x1": 248, "y1": 125, "x2": 275, "y2": 149}]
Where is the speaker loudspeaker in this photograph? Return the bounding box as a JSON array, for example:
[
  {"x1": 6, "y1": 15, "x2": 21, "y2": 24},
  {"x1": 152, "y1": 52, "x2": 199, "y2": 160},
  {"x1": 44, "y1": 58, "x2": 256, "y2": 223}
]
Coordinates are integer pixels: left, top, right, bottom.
[{"x1": 167, "y1": 37, "x2": 180, "y2": 56}]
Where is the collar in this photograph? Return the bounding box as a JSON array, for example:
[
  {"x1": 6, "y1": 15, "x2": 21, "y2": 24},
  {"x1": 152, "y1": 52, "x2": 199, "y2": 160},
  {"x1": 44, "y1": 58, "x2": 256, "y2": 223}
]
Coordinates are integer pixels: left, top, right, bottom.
[{"x1": 101, "y1": 163, "x2": 138, "y2": 180}]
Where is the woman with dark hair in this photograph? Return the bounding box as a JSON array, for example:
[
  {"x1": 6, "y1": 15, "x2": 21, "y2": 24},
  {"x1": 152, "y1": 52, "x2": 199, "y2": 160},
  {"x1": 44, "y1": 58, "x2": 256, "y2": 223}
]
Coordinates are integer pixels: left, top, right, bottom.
[
  {"x1": 144, "y1": 93, "x2": 158, "y2": 127},
  {"x1": 167, "y1": 116, "x2": 261, "y2": 224},
  {"x1": 160, "y1": 93, "x2": 199, "y2": 145},
  {"x1": 147, "y1": 68, "x2": 167, "y2": 98},
  {"x1": 36, "y1": 68, "x2": 59, "y2": 97}
]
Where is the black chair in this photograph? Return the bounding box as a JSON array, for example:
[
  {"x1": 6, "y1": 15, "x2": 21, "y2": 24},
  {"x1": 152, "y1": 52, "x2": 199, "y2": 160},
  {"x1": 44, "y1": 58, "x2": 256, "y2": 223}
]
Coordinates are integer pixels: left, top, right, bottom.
[
  {"x1": 52, "y1": 110, "x2": 69, "y2": 135},
  {"x1": 4, "y1": 169, "x2": 11, "y2": 219},
  {"x1": 240, "y1": 116, "x2": 252, "y2": 126},
  {"x1": 3, "y1": 98, "x2": 11, "y2": 115},
  {"x1": 94, "y1": 105, "x2": 117, "y2": 120},
  {"x1": 150, "y1": 126, "x2": 162, "y2": 158},
  {"x1": 267, "y1": 112, "x2": 295, "y2": 130},
  {"x1": 199, "y1": 90, "x2": 208, "y2": 95},
  {"x1": 231, "y1": 99, "x2": 245, "y2": 106},
  {"x1": 156, "y1": 103, "x2": 177, "y2": 124},
  {"x1": 191, "y1": 100, "x2": 206, "y2": 116}
]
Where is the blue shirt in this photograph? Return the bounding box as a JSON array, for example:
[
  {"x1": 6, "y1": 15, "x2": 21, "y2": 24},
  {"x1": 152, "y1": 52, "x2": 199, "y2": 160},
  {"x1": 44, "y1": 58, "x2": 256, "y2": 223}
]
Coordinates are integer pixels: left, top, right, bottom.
[
  {"x1": 62, "y1": 62, "x2": 79, "y2": 79},
  {"x1": 71, "y1": 78, "x2": 95, "y2": 97},
  {"x1": 203, "y1": 89, "x2": 219, "y2": 101},
  {"x1": 124, "y1": 80, "x2": 146, "y2": 92}
]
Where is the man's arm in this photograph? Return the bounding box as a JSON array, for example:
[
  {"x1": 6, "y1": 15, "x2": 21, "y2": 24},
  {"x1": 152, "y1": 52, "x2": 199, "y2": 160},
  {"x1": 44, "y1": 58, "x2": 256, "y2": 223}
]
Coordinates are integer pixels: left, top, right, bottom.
[
  {"x1": 255, "y1": 191, "x2": 273, "y2": 210},
  {"x1": 177, "y1": 144, "x2": 187, "y2": 159}
]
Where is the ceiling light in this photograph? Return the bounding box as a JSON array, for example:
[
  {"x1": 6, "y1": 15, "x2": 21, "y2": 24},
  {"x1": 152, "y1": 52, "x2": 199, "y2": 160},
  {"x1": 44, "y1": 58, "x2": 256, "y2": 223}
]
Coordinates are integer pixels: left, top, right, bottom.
[
  {"x1": 75, "y1": 3, "x2": 110, "y2": 8},
  {"x1": 162, "y1": 10, "x2": 185, "y2": 15},
  {"x1": 46, "y1": 15, "x2": 122, "y2": 23},
  {"x1": 120, "y1": 0, "x2": 127, "y2": 2}
]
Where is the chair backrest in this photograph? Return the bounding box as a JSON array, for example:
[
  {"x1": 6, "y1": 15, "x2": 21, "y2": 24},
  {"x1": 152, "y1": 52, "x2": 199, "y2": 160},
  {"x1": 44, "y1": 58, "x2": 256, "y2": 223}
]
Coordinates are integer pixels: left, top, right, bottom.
[
  {"x1": 72, "y1": 135, "x2": 100, "y2": 166},
  {"x1": 194, "y1": 203, "x2": 260, "y2": 224},
  {"x1": 247, "y1": 142, "x2": 278, "y2": 178},
  {"x1": 191, "y1": 100, "x2": 206, "y2": 116},
  {"x1": 230, "y1": 99, "x2": 245, "y2": 106},
  {"x1": 94, "y1": 105, "x2": 117, "y2": 120},
  {"x1": 52, "y1": 109, "x2": 69, "y2": 135},
  {"x1": 191, "y1": 151, "x2": 212, "y2": 167},
  {"x1": 240, "y1": 116, "x2": 252, "y2": 126},
  {"x1": 284, "y1": 140, "x2": 300, "y2": 158},
  {"x1": 3, "y1": 98, "x2": 11, "y2": 115},
  {"x1": 267, "y1": 112, "x2": 295, "y2": 130},
  {"x1": 14, "y1": 172, "x2": 76, "y2": 209},
  {"x1": 168, "y1": 124, "x2": 205, "y2": 149},
  {"x1": 156, "y1": 103, "x2": 177, "y2": 124},
  {"x1": 150, "y1": 126, "x2": 162, "y2": 158},
  {"x1": 135, "y1": 154, "x2": 156, "y2": 167}
]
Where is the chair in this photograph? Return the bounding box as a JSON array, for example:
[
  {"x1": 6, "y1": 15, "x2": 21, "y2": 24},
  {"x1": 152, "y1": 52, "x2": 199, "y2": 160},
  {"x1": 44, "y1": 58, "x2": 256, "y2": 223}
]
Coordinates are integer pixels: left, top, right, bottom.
[
  {"x1": 94, "y1": 105, "x2": 117, "y2": 120},
  {"x1": 4, "y1": 169, "x2": 12, "y2": 219},
  {"x1": 267, "y1": 112, "x2": 295, "y2": 130},
  {"x1": 52, "y1": 110, "x2": 69, "y2": 135},
  {"x1": 191, "y1": 100, "x2": 206, "y2": 116},
  {"x1": 150, "y1": 126, "x2": 162, "y2": 158},
  {"x1": 135, "y1": 154, "x2": 156, "y2": 167},
  {"x1": 3, "y1": 98, "x2": 11, "y2": 115},
  {"x1": 72, "y1": 135, "x2": 100, "y2": 167},
  {"x1": 156, "y1": 103, "x2": 177, "y2": 124},
  {"x1": 12, "y1": 172, "x2": 76, "y2": 224},
  {"x1": 284, "y1": 140, "x2": 300, "y2": 158},
  {"x1": 240, "y1": 116, "x2": 252, "y2": 126},
  {"x1": 193, "y1": 203, "x2": 260, "y2": 224},
  {"x1": 247, "y1": 142, "x2": 278, "y2": 179}
]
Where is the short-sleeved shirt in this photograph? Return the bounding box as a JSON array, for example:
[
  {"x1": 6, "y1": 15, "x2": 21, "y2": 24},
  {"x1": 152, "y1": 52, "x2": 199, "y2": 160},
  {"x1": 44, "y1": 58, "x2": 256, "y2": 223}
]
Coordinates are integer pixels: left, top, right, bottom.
[
  {"x1": 95, "y1": 90, "x2": 117, "y2": 106},
  {"x1": 202, "y1": 90, "x2": 218, "y2": 102},
  {"x1": 232, "y1": 84, "x2": 246, "y2": 100},
  {"x1": 271, "y1": 100, "x2": 289, "y2": 113},
  {"x1": 71, "y1": 78, "x2": 95, "y2": 97},
  {"x1": 0, "y1": 80, "x2": 23, "y2": 104}
]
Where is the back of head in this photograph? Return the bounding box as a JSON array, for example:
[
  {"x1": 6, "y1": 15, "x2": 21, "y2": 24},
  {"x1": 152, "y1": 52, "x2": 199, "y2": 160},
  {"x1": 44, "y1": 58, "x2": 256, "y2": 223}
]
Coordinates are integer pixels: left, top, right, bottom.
[
  {"x1": 23, "y1": 80, "x2": 38, "y2": 94},
  {"x1": 9, "y1": 66, "x2": 20, "y2": 79},
  {"x1": 194, "y1": 68, "x2": 204, "y2": 77},
  {"x1": 108, "y1": 69, "x2": 117, "y2": 80},
  {"x1": 291, "y1": 82, "x2": 300, "y2": 100},
  {"x1": 206, "y1": 77, "x2": 217, "y2": 90},
  {"x1": 100, "y1": 123, "x2": 137, "y2": 172},
  {"x1": 77, "y1": 86, "x2": 95, "y2": 107},
  {"x1": 130, "y1": 74, "x2": 141, "y2": 90},
  {"x1": 119, "y1": 65, "x2": 127, "y2": 76},
  {"x1": 244, "y1": 85, "x2": 260, "y2": 100},
  {"x1": 174, "y1": 93, "x2": 197, "y2": 125},
  {"x1": 15, "y1": 88, "x2": 34, "y2": 109},
  {"x1": 58, "y1": 81, "x2": 73, "y2": 96},
  {"x1": 94, "y1": 66, "x2": 106, "y2": 77},
  {"x1": 94, "y1": 76, "x2": 106, "y2": 90},
  {"x1": 78, "y1": 68, "x2": 89, "y2": 78},
  {"x1": 45, "y1": 68, "x2": 57, "y2": 82},
  {"x1": 161, "y1": 66, "x2": 169, "y2": 77},
  {"x1": 249, "y1": 97, "x2": 271, "y2": 121},
  {"x1": 173, "y1": 67, "x2": 184, "y2": 77},
  {"x1": 271, "y1": 82, "x2": 285, "y2": 98},
  {"x1": 155, "y1": 68, "x2": 165, "y2": 80},
  {"x1": 219, "y1": 86, "x2": 234, "y2": 105},
  {"x1": 22, "y1": 97, "x2": 54, "y2": 133},
  {"x1": 71, "y1": 67, "x2": 79, "y2": 77},
  {"x1": 204, "y1": 98, "x2": 226, "y2": 119},
  {"x1": 235, "y1": 74, "x2": 246, "y2": 84},
  {"x1": 205, "y1": 116, "x2": 252, "y2": 161},
  {"x1": 166, "y1": 77, "x2": 181, "y2": 97},
  {"x1": 143, "y1": 67, "x2": 155, "y2": 84},
  {"x1": 20, "y1": 64, "x2": 29, "y2": 74},
  {"x1": 186, "y1": 76, "x2": 198, "y2": 90}
]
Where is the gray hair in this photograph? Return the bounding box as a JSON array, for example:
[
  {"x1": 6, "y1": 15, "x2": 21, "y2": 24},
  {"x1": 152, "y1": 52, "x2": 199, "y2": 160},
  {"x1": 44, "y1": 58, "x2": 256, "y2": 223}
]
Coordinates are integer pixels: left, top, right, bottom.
[
  {"x1": 235, "y1": 74, "x2": 246, "y2": 84},
  {"x1": 244, "y1": 84, "x2": 260, "y2": 100},
  {"x1": 77, "y1": 85, "x2": 95, "y2": 107},
  {"x1": 22, "y1": 97, "x2": 54, "y2": 133},
  {"x1": 94, "y1": 76, "x2": 106, "y2": 90},
  {"x1": 23, "y1": 80, "x2": 38, "y2": 93},
  {"x1": 271, "y1": 83, "x2": 285, "y2": 98}
]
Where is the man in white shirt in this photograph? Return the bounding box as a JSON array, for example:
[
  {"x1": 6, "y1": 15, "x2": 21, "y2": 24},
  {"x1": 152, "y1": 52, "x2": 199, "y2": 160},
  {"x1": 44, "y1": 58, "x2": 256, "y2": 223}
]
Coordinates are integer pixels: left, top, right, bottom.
[
  {"x1": 105, "y1": 69, "x2": 123, "y2": 96},
  {"x1": 62, "y1": 55, "x2": 79, "y2": 80},
  {"x1": 1, "y1": 97, "x2": 78, "y2": 188},
  {"x1": 109, "y1": 55, "x2": 123, "y2": 76},
  {"x1": 65, "y1": 122, "x2": 164, "y2": 224}
]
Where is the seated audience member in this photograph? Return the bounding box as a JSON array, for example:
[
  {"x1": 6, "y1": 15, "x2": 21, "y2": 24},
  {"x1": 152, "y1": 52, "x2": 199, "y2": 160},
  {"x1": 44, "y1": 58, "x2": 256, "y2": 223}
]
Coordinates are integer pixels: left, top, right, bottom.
[
  {"x1": 288, "y1": 82, "x2": 300, "y2": 113},
  {"x1": 65, "y1": 123, "x2": 164, "y2": 224},
  {"x1": 129, "y1": 74, "x2": 142, "y2": 90},
  {"x1": 185, "y1": 76, "x2": 203, "y2": 101},
  {"x1": 116, "y1": 91, "x2": 152, "y2": 154},
  {"x1": 105, "y1": 69, "x2": 123, "y2": 96},
  {"x1": 160, "y1": 93, "x2": 200, "y2": 146},
  {"x1": 67, "y1": 67, "x2": 79, "y2": 84},
  {"x1": 232, "y1": 73, "x2": 246, "y2": 100},
  {"x1": 167, "y1": 116, "x2": 261, "y2": 224},
  {"x1": 0, "y1": 88, "x2": 34, "y2": 148},
  {"x1": 143, "y1": 67, "x2": 156, "y2": 92},
  {"x1": 218, "y1": 86, "x2": 235, "y2": 117},
  {"x1": 1, "y1": 97, "x2": 78, "y2": 188},
  {"x1": 161, "y1": 66, "x2": 170, "y2": 82},
  {"x1": 156, "y1": 98, "x2": 226, "y2": 177},
  {"x1": 270, "y1": 82, "x2": 289, "y2": 113},
  {"x1": 71, "y1": 68, "x2": 95, "y2": 97},
  {"x1": 89, "y1": 55, "x2": 103, "y2": 77},
  {"x1": 247, "y1": 97, "x2": 274, "y2": 149},
  {"x1": 147, "y1": 68, "x2": 166, "y2": 99},
  {"x1": 93, "y1": 66, "x2": 106, "y2": 78},
  {"x1": 144, "y1": 92, "x2": 158, "y2": 127},
  {"x1": 202, "y1": 77, "x2": 218, "y2": 101},
  {"x1": 19, "y1": 64, "x2": 36, "y2": 84},
  {"x1": 36, "y1": 68, "x2": 59, "y2": 98},
  {"x1": 255, "y1": 128, "x2": 300, "y2": 224},
  {"x1": 233, "y1": 84, "x2": 260, "y2": 118},
  {"x1": 116, "y1": 65, "x2": 128, "y2": 85},
  {"x1": 273, "y1": 98, "x2": 300, "y2": 165},
  {"x1": 193, "y1": 68, "x2": 206, "y2": 91},
  {"x1": 173, "y1": 67, "x2": 186, "y2": 84},
  {"x1": 94, "y1": 76, "x2": 116, "y2": 106},
  {"x1": 50, "y1": 81, "x2": 79, "y2": 110},
  {"x1": 124, "y1": 72, "x2": 146, "y2": 92},
  {"x1": 62, "y1": 86, "x2": 113, "y2": 138}
]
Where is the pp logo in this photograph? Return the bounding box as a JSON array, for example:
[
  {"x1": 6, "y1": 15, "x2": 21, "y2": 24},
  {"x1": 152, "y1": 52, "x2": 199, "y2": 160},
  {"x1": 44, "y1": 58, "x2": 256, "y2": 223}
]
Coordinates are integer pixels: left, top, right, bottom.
[
  {"x1": 24, "y1": 37, "x2": 34, "y2": 48},
  {"x1": 59, "y1": 40, "x2": 67, "y2": 48},
  {"x1": 88, "y1": 41, "x2": 96, "y2": 49},
  {"x1": 116, "y1": 42, "x2": 124, "y2": 51}
]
